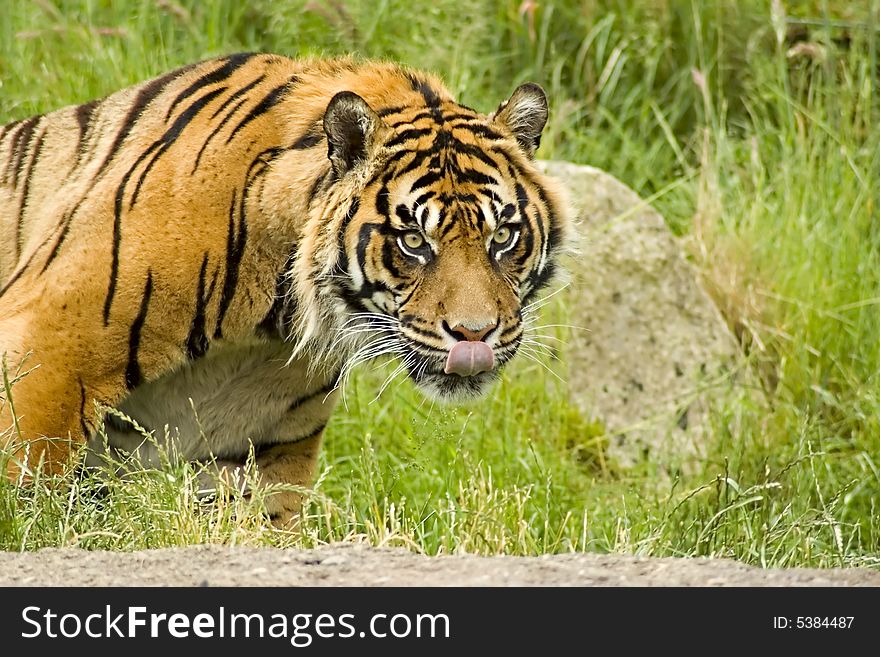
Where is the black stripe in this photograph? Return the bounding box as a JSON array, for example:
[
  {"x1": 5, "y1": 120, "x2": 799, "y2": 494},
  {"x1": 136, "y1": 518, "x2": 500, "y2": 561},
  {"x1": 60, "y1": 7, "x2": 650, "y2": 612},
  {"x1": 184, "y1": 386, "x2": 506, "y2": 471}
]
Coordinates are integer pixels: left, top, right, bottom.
[
  {"x1": 442, "y1": 110, "x2": 481, "y2": 122},
  {"x1": 387, "y1": 110, "x2": 436, "y2": 128},
  {"x1": 291, "y1": 128, "x2": 324, "y2": 150},
  {"x1": 483, "y1": 188, "x2": 504, "y2": 206},
  {"x1": 225, "y1": 76, "x2": 299, "y2": 145},
  {"x1": 209, "y1": 73, "x2": 266, "y2": 120},
  {"x1": 380, "y1": 239, "x2": 404, "y2": 279},
  {"x1": 0, "y1": 118, "x2": 23, "y2": 145},
  {"x1": 15, "y1": 128, "x2": 47, "y2": 258},
  {"x1": 406, "y1": 73, "x2": 442, "y2": 107},
  {"x1": 165, "y1": 53, "x2": 256, "y2": 121},
  {"x1": 74, "y1": 100, "x2": 99, "y2": 165},
  {"x1": 396, "y1": 283, "x2": 418, "y2": 309},
  {"x1": 377, "y1": 105, "x2": 407, "y2": 118},
  {"x1": 364, "y1": 149, "x2": 414, "y2": 189},
  {"x1": 78, "y1": 378, "x2": 90, "y2": 439},
  {"x1": 486, "y1": 143, "x2": 523, "y2": 167},
  {"x1": 0, "y1": 249, "x2": 37, "y2": 297},
  {"x1": 514, "y1": 225, "x2": 535, "y2": 268},
  {"x1": 449, "y1": 139, "x2": 502, "y2": 171},
  {"x1": 185, "y1": 254, "x2": 211, "y2": 360},
  {"x1": 241, "y1": 159, "x2": 273, "y2": 208},
  {"x1": 0, "y1": 212, "x2": 68, "y2": 295},
  {"x1": 394, "y1": 203, "x2": 415, "y2": 225},
  {"x1": 93, "y1": 65, "x2": 195, "y2": 182},
  {"x1": 125, "y1": 271, "x2": 153, "y2": 390},
  {"x1": 523, "y1": 261, "x2": 556, "y2": 306},
  {"x1": 410, "y1": 169, "x2": 443, "y2": 192},
  {"x1": 437, "y1": 208, "x2": 460, "y2": 237},
  {"x1": 293, "y1": 422, "x2": 328, "y2": 443},
  {"x1": 39, "y1": 211, "x2": 74, "y2": 275},
  {"x1": 366, "y1": 138, "x2": 451, "y2": 194},
  {"x1": 213, "y1": 190, "x2": 247, "y2": 338},
  {"x1": 130, "y1": 85, "x2": 227, "y2": 207},
  {"x1": 375, "y1": 179, "x2": 392, "y2": 218},
  {"x1": 513, "y1": 181, "x2": 538, "y2": 269},
  {"x1": 520, "y1": 165, "x2": 561, "y2": 274},
  {"x1": 521, "y1": 213, "x2": 560, "y2": 299},
  {"x1": 257, "y1": 253, "x2": 297, "y2": 338},
  {"x1": 335, "y1": 197, "x2": 360, "y2": 274},
  {"x1": 389, "y1": 147, "x2": 440, "y2": 181},
  {"x1": 335, "y1": 223, "x2": 392, "y2": 312},
  {"x1": 354, "y1": 224, "x2": 389, "y2": 292},
  {"x1": 453, "y1": 122, "x2": 505, "y2": 141},
  {"x1": 515, "y1": 180, "x2": 545, "y2": 251},
  {"x1": 500, "y1": 323, "x2": 522, "y2": 339},
  {"x1": 306, "y1": 168, "x2": 330, "y2": 208},
  {"x1": 192, "y1": 97, "x2": 247, "y2": 173},
  {"x1": 104, "y1": 140, "x2": 162, "y2": 325},
  {"x1": 191, "y1": 75, "x2": 269, "y2": 172},
  {"x1": 19, "y1": 126, "x2": 46, "y2": 201},
  {"x1": 463, "y1": 203, "x2": 481, "y2": 231},
  {"x1": 288, "y1": 379, "x2": 339, "y2": 414},
  {"x1": 412, "y1": 191, "x2": 436, "y2": 219},
  {"x1": 401, "y1": 320, "x2": 440, "y2": 341},
  {"x1": 385, "y1": 127, "x2": 433, "y2": 148},
  {"x1": 253, "y1": 423, "x2": 329, "y2": 463},
  {"x1": 457, "y1": 168, "x2": 498, "y2": 186},
  {"x1": 7, "y1": 116, "x2": 39, "y2": 187}
]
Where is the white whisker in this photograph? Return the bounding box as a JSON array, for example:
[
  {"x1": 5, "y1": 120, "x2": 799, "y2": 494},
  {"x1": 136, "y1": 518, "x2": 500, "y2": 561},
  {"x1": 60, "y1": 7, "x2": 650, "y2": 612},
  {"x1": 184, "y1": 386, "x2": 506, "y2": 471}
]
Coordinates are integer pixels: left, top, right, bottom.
[
  {"x1": 522, "y1": 283, "x2": 571, "y2": 314},
  {"x1": 372, "y1": 353, "x2": 417, "y2": 403},
  {"x1": 517, "y1": 347, "x2": 566, "y2": 383},
  {"x1": 519, "y1": 339, "x2": 556, "y2": 357},
  {"x1": 523, "y1": 332, "x2": 565, "y2": 343}
]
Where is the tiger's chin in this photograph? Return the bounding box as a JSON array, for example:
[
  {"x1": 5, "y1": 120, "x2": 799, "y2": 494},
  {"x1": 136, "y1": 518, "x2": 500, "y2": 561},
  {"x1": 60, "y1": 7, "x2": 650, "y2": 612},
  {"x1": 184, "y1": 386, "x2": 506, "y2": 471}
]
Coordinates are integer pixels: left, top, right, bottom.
[{"x1": 409, "y1": 369, "x2": 500, "y2": 402}]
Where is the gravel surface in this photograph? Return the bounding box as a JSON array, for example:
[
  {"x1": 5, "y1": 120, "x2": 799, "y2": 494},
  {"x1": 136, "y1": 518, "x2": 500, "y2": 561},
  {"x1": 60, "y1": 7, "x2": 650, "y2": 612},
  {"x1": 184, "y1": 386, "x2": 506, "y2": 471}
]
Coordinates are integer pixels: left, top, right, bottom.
[{"x1": 1, "y1": 544, "x2": 877, "y2": 586}]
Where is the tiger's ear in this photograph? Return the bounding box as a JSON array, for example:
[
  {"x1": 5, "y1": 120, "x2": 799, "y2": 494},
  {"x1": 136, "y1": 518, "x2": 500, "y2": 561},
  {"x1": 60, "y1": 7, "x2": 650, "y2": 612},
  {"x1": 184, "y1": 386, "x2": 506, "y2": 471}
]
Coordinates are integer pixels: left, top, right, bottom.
[
  {"x1": 323, "y1": 91, "x2": 386, "y2": 177},
  {"x1": 491, "y1": 82, "x2": 548, "y2": 158}
]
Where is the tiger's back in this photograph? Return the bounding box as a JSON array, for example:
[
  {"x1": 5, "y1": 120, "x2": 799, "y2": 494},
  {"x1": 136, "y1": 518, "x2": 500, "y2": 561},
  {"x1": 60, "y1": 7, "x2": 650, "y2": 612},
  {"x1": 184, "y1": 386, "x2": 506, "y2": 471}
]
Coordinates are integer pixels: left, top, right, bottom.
[{"x1": 0, "y1": 53, "x2": 568, "y2": 523}]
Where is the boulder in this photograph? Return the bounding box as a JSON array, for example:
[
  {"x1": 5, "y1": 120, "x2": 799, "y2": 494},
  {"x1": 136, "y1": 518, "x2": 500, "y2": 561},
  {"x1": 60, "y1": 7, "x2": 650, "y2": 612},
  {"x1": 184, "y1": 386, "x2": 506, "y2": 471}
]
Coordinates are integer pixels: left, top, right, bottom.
[{"x1": 538, "y1": 160, "x2": 746, "y2": 466}]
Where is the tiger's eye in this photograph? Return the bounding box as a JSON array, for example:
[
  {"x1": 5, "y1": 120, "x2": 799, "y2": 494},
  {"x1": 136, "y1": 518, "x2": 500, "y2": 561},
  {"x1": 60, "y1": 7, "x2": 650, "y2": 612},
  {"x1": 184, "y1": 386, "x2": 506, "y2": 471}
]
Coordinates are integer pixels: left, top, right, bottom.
[
  {"x1": 493, "y1": 225, "x2": 512, "y2": 244},
  {"x1": 403, "y1": 231, "x2": 425, "y2": 249}
]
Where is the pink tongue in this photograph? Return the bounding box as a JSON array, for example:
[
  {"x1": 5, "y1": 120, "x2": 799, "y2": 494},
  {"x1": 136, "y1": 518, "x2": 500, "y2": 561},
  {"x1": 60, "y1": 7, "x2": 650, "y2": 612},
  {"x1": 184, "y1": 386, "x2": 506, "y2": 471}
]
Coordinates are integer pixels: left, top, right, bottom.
[{"x1": 444, "y1": 341, "x2": 495, "y2": 377}]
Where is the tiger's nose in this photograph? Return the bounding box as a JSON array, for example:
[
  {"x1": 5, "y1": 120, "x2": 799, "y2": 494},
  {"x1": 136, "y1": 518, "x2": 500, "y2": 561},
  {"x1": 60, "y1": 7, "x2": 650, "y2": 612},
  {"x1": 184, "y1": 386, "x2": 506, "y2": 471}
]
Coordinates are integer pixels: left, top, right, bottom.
[{"x1": 442, "y1": 320, "x2": 498, "y2": 343}]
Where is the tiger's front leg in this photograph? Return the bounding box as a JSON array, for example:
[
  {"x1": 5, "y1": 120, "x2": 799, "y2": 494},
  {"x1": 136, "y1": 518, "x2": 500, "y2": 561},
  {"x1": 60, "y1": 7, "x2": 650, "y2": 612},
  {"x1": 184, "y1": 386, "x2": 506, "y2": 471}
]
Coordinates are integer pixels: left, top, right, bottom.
[
  {"x1": 200, "y1": 429, "x2": 326, "y2": 529},
  {"x1": 89, "y1": 340, "x2": 340, "y2": 527},
  {"x1": 253, "y1": 430, "x2": 326, "y2": 527},
  {"x1": 244, "y1": 381, "x2": 336, "y2": 528}
]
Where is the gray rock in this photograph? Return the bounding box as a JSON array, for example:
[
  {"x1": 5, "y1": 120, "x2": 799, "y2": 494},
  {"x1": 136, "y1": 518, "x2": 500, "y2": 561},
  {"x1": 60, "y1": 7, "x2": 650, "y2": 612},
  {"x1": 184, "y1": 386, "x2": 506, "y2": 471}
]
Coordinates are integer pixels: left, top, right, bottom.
[{"x1": 538, "y1": 160, "x2": 747, "y2": 466}]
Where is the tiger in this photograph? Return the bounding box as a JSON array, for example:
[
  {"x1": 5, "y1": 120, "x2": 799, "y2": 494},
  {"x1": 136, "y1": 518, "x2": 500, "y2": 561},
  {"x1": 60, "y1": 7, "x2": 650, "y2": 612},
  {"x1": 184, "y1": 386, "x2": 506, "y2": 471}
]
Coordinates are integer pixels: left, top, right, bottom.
[{"x1": 0, "y1": 53, "x2": 568, "y2": 525}]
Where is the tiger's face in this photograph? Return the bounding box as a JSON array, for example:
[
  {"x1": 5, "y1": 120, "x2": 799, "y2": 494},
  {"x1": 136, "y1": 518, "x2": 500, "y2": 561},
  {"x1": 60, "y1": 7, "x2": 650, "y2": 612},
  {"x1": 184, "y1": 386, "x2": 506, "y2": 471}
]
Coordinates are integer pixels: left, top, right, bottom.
[
  {"x1": 354, "y1": 156, "x2": 551, "y2": 401},
  {"x1": 302, "y1": 81, "x2": 566, "y2": 402}
]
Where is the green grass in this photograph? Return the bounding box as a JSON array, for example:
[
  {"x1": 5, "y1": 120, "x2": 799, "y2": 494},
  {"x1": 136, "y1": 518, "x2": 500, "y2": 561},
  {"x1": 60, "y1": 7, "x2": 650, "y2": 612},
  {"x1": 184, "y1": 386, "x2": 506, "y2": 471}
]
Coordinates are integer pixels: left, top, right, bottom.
[{"x1": 1, "y1": 0, "x2": 878, "y2": 568}]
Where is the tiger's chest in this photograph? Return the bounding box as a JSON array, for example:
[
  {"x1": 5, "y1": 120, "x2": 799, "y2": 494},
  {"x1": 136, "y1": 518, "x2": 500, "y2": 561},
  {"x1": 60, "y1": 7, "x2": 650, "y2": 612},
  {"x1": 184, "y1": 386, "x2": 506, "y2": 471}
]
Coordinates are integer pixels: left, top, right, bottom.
[{"x1": 84, "y1": 338, "x2": 339, "y2": 468}]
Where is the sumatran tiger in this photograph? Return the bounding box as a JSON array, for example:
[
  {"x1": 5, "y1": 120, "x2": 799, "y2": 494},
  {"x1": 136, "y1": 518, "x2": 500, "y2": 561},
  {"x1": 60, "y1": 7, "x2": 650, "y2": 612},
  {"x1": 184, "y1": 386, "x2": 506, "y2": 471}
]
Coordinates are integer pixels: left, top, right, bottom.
[{"x1": 0, "y1": 53, "x2": 568, "y2": 525}]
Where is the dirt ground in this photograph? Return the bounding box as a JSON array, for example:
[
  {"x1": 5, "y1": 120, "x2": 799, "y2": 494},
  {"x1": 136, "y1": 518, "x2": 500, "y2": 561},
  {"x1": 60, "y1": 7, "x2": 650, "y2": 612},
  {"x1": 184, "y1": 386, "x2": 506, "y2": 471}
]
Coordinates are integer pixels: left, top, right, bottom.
[{"x1": 1, "y1": 544, "x2": 877, "y2": 586}]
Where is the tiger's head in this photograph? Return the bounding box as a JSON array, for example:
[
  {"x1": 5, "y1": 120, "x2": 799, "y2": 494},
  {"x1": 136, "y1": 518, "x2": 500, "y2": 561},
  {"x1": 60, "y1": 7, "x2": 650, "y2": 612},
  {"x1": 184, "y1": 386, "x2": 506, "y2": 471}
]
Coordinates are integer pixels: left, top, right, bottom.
[{"x1": 291, "y1": 76, "x2": 569, "y2": 401}]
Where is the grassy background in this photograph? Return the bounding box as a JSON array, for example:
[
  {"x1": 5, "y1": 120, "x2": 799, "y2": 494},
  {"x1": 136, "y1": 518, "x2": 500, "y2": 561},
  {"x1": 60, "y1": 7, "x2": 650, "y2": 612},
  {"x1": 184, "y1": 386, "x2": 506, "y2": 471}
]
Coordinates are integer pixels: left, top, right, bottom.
[{"x1": 1, "y1": 0, "x2": 878, "y2": 568}]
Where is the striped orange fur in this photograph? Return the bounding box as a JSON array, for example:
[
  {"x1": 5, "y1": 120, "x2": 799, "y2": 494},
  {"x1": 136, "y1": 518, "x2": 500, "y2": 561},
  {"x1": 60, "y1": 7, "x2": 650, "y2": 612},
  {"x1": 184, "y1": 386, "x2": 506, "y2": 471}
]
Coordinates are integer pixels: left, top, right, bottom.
[{"x1": 0, "y1": 54, "x2": 568, "y2": 524}]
